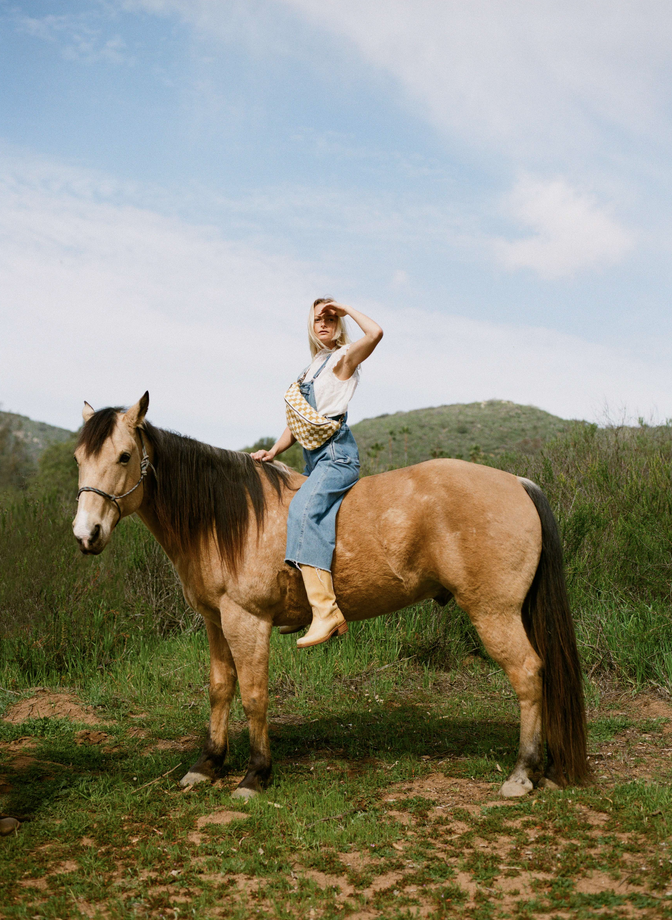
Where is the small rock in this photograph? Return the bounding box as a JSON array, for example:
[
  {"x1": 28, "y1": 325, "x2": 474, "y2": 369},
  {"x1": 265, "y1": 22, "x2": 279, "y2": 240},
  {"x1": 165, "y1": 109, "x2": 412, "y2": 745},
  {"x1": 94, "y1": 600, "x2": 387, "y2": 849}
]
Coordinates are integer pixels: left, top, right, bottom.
[{"x1": 0, "y1": 817, "x2": 20, "y2": 837}]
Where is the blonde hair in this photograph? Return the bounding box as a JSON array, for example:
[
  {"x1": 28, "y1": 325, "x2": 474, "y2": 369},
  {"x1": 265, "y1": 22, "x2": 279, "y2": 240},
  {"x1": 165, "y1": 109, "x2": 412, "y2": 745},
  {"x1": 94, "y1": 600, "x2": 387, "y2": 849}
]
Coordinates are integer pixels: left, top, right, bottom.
[{"x1": 307, "y1": 298, "x2": 351, "y2": 358}]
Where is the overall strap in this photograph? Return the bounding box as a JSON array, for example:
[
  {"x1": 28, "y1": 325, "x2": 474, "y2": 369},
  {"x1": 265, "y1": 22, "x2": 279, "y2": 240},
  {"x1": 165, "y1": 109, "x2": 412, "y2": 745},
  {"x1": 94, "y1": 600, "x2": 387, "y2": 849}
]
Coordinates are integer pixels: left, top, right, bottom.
[
  {"x1": 311, "y1": 354, "x2": 333, "y2": 380},
  {"x1": 298, "y1": 354, "x2": 333, "y2": 383}
]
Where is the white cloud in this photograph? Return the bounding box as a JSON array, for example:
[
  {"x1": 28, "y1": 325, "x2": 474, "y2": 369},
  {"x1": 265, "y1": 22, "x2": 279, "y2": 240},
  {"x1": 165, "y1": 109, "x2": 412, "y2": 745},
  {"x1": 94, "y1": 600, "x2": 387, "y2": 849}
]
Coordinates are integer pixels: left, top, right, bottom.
[
  {"x1": 2, "y1": 153, "x2": 671, "y2": 450},
  {"x1": 118, "y1": 0, "x2": 658, "y2": 279},
  {"x1": 495, "y1": 176, "x2": 635, "y2": 278},
  {"x1": 364, "y1": 306, "x2": 672, "y2": 427},
  {"x1": 0, "y1": 154, "x2": 323, "y2": 447},
  {"x1": 277, "y1": 0, "x2": 672, "y2": 163}
]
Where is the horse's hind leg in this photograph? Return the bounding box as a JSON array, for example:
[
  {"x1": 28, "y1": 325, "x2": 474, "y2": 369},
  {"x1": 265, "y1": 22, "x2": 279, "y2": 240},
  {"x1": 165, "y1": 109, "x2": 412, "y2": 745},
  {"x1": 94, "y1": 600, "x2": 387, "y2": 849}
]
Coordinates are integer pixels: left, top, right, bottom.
[
  {"x1": 181, "y1": 614, "x2": 237, "y2": 788},
  {"x1": 469, "y1": 606, "x2": 544, "y2": 798}
]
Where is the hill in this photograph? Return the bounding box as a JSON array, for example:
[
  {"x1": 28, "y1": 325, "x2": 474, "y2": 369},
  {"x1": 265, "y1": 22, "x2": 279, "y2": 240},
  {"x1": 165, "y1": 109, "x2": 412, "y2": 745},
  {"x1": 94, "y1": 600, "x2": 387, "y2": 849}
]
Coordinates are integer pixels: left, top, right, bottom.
[
  {"x1": 0, "y1": 410, "x2": 75, "y2": 463},
  {"x1": 349, "y1": 400, "x2": 576, "y2": 473},
  {"x1": 243, "y1": 400, "x2": 578, "y2": 473}
]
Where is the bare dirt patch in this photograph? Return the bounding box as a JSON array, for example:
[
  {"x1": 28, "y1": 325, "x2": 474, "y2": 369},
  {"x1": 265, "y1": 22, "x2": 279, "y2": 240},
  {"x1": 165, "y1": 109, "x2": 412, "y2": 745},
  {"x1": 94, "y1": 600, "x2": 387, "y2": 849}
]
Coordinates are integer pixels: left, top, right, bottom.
[
  {"x1": 126, "y1": 727, "x2": 147, "y2": 739},
  {"x1": 1, "y1": 737, "x2": 37, "y2": 752},
  {"x1": 196, "y1": 809, "x2": 249, "y2": 829},
  {"x1": 303, "y1": 867, "x2": 354, "y2": 896},
  {"x1": 3, "y1": 688, "x2": 100, "y2": 725},
  {"x1": 75, "y1": 730, "x2": 110, "y2": 745},
  {"x1": 70, "y1": 899, "x2": 106, "y2": 919},
  {"x1": 149, "y1": 734, "x2": 200, "y2": 753},
  {"x1": 340, "y1": 851, "x2": 376, "y2": 872},
  {"x1": 4, "y1": 754, "x2": 38, "y2": 771},
  {"x1": 52, "y1": 859, "x2": 79, "y2": 874},
  {"x1": 621, "y1": 692, "x2": 672, "y2": 728},
  {"x1": 188, "y1": 808, "x2": 249, "y2": 845},
  {"x1": 388, "y1": 773, "x2": 498, "y2": 812},
  {"x1": 18, "y1": 877, "x2": 48, "y2": 890}
]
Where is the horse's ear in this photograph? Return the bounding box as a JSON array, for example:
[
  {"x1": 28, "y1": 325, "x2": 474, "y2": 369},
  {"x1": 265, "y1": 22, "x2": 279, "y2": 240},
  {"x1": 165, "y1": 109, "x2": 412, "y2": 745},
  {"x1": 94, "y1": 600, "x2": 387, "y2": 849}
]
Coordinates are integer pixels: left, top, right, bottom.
[
  {"x1": 124, "y1": 391, "x2": 150, "y2": 430},
  {"x1": 82, "y1": 401, "x2": 95, "y2": 423}
]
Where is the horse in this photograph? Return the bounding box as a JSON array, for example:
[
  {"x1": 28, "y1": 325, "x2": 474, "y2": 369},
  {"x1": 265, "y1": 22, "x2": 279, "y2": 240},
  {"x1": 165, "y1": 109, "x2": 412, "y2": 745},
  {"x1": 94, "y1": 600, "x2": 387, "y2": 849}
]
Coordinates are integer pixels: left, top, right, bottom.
[{"x1": 72, "y1": 392, "x2": 588, "y2": 800}]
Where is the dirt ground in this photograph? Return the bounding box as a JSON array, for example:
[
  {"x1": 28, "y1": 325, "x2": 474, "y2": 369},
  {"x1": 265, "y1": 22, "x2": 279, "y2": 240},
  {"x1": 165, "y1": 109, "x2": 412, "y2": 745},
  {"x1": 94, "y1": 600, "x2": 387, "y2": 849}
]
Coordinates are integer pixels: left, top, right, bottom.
[{"x1": 2, "y1": 687, "x2": 672, "y2": 919}]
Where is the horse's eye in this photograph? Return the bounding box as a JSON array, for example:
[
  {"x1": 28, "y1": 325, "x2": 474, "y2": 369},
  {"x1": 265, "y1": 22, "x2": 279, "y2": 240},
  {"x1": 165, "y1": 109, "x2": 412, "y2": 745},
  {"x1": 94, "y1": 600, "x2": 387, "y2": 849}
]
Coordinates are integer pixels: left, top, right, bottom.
[{"x1": 119, "y1": 452, "x2": 131, "y2": 464}]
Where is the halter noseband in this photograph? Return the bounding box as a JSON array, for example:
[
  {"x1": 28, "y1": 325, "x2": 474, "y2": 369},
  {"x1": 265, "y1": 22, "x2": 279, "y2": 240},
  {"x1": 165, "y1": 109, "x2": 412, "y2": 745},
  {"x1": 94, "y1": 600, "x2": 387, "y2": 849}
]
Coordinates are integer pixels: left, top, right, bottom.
[{"x1": 77, "y1": 429, "x2": 152, "y2": 523}]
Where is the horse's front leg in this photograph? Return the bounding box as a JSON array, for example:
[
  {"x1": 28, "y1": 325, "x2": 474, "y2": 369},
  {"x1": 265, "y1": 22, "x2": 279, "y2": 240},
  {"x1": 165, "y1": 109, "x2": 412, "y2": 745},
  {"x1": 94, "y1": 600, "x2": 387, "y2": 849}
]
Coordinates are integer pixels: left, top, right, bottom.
[
  {"x1": 219, "y1": 597, "x2": 273, "y2": 800},
  {"x1": 181, "y1": 614, "x2": 237, "y2": 788}
]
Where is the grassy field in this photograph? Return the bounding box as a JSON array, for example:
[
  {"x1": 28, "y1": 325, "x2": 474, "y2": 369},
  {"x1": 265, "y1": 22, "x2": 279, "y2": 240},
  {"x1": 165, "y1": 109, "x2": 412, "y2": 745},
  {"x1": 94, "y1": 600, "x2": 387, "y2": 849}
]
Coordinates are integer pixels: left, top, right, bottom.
[
  {"x1": 2, "y1": 417, "x2": 672, "y2": 917},
  {"x1": 2, "y1": 622, "x2": 672, "y2": 919}
]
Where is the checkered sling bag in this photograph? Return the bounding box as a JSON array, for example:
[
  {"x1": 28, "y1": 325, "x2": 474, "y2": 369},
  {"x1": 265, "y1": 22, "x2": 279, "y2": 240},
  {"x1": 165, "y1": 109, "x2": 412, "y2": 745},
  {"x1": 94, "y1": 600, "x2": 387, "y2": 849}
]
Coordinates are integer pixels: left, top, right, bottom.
[{"x1": 284, "y1": 357, "x2": 342, "y2": 450}]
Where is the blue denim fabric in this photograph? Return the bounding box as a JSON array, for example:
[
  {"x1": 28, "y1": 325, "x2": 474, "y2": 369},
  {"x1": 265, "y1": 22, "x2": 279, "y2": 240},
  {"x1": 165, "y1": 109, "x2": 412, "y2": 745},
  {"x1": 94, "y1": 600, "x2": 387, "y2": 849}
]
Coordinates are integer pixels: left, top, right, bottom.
[{"x1": 285, "y1": 369, "x2": 360, "y2": 572}]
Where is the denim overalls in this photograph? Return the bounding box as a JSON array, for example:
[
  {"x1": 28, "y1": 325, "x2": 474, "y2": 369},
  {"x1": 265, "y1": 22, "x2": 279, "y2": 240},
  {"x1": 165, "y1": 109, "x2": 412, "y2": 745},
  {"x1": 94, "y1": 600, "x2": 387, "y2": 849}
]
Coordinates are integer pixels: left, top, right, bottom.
[{"x1": 285, "y1": 356, "x2": 360, "y2": 572}]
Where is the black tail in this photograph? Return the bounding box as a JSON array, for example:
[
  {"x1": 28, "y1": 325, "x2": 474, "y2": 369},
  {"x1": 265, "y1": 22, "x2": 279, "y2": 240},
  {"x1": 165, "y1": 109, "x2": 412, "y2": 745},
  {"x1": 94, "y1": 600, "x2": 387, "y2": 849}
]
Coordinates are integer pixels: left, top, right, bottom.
[{"x1": 520, "y1": 478, "x2": 589, "y2": 786}]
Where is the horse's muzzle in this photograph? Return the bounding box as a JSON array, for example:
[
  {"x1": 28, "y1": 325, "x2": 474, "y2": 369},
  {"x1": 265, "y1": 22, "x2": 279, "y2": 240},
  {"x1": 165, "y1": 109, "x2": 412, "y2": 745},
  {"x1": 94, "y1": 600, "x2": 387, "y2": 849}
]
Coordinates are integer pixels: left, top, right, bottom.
[{"x1": 74, "y1": 522, "x2": 105, "y2": 555}]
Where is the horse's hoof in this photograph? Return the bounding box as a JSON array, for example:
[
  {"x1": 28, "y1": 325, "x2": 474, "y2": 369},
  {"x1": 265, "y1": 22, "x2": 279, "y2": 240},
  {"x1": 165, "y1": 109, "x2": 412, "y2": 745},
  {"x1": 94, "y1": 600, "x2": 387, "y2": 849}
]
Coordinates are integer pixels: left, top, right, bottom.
[
  {"x1": 179, "y1": 771, "x2": 212, "y2": 789},
  {"x1": 499, "y1": 779, "x2": 533, "y2": 798},
  {"x1": 537, "y1": 777, "x2": 561, "y2": 791},
  {"x1": 0, "y1": 817, "x2": 20, "y2": 836},
  {"x1": 231, "y1": 786, "x2": 257, "y2": 801}
]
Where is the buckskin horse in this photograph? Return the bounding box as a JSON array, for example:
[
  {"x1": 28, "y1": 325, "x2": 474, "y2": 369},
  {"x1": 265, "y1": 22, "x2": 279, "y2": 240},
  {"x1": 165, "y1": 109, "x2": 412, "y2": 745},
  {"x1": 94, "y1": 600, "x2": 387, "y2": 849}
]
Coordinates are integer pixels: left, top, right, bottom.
[{"x1": 72, "y1": 393, "x2": 588, "y2": 799}]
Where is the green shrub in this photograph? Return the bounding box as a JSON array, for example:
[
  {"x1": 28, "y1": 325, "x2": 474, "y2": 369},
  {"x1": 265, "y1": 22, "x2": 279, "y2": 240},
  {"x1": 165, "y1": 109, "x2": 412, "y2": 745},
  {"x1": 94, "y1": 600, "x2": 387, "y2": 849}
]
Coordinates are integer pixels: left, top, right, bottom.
[
  {"x1": 2, "y1": 418, "x2": 672, "y2": 691},
  {"x1": 0, "y1": 441, "x2": 195, "y2": 685},
  {"x1": 492, "y1": 422, "x2": 672, "y2": 605}
]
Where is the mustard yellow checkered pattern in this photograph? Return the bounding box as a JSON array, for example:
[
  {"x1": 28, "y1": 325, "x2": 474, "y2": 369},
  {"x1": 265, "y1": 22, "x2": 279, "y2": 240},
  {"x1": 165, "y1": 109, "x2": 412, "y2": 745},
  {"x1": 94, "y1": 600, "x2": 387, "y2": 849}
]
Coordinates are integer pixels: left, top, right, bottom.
[{"x1": 284, "y1": 382, "x2": 342, "y2": 450}]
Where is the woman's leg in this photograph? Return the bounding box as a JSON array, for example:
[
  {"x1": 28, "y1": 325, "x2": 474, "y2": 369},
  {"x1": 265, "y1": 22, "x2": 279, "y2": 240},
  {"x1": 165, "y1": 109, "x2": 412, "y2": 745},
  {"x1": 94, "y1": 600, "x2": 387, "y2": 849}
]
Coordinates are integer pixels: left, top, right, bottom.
[
  {"x1": 285, "y1": 448, "x2": 359, "y2": 646},
  {"x1": 285, "y1": 455, "x2": 358, "y2": 571}
]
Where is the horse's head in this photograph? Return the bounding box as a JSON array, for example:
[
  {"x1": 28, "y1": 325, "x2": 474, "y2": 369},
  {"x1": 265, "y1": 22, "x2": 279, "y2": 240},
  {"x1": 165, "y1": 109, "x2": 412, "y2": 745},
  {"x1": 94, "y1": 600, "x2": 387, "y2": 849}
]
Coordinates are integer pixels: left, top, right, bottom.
[{"x1": 73, "y1": 392, "x2": 150, "y2": 555}]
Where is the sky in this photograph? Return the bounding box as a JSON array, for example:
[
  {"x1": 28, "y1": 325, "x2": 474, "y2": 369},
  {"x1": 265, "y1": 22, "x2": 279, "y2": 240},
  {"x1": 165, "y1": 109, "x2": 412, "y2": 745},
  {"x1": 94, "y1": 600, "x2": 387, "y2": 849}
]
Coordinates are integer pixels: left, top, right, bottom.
[{"x1": 1, "y1": 0, "x2": 672, "y2": 449}]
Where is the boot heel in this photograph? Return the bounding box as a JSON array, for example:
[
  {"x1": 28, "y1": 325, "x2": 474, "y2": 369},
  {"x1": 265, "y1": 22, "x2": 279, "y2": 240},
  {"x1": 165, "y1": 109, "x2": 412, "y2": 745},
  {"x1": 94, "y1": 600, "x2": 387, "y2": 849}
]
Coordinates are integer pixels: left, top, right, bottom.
[{"x1": 334, "y1": 622, "x2": 348, "y2": 638}]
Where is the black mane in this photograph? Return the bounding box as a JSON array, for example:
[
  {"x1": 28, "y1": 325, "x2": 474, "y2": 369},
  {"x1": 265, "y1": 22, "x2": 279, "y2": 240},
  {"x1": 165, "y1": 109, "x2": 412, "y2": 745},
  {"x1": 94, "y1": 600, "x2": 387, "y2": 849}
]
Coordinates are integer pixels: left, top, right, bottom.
[{"x1": 78, "y1": 409, "x2": 292, "y2": 572}]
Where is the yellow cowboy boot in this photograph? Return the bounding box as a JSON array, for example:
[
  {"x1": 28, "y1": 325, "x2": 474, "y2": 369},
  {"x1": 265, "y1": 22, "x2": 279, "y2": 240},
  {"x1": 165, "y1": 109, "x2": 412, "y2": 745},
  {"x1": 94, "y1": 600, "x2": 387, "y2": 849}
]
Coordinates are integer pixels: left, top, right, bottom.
[{"x1": 296, "y1": 566, "x2": 348, "y2": 648}]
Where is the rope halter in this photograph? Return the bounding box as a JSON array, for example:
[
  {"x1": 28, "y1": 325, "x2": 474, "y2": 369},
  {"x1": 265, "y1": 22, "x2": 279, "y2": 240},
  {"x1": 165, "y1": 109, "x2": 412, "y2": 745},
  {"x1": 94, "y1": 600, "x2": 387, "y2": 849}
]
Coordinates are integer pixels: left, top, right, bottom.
[{"x1": 77, "y1": 429, "x2": 152, "y2": 523}]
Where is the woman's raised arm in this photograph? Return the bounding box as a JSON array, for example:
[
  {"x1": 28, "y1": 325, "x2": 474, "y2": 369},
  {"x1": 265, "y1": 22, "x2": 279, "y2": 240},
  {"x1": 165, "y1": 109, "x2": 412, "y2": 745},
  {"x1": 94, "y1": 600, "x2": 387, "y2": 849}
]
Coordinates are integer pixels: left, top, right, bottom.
[{"x1": 315, "y1": 302, "x2": 383, "y2": 380}]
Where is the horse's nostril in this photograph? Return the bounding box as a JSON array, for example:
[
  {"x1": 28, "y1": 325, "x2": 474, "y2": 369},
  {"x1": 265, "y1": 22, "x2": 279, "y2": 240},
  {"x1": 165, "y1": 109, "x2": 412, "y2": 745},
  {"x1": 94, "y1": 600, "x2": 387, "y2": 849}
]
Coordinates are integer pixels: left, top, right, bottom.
[{"x1": 91, "y1": 524, "x2": 101, "y2": 542}]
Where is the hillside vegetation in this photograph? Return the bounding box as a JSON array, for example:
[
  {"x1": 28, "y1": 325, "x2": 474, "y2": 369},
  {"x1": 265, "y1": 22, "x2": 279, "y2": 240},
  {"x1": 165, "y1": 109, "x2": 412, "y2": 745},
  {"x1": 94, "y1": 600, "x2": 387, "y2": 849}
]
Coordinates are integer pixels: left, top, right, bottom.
[
  {"x1": 1, "y1": 400, "x2": 672, "y2": 691},
  {"x1": 0, "y1": 410, "x2": 74, "y2": 463},
  {"x1": 3, "y1": 425, "x2": 672, "y2": 920},
  {"x1": 243, "y1": 399, "x2": 573, "y2": 472},
  {"x1": 0, "y1": 411, "x2": 74, "y2": 494},
  {"x1": 2, "y1": 407, "x2": 671, "y2": 918},
  {"x1": 350, "y1": 399, "x2": 574, "y2": 473}
]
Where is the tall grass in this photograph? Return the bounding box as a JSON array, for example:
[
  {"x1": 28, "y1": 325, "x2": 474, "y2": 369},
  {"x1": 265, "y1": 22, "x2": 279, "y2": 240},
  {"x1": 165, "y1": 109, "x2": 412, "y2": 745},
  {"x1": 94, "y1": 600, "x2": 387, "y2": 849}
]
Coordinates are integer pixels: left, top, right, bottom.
[
  {"x1": 490, "y1": 421, "x2": 672, "y2": 689},
  {"x1": 0, "y1": 442, "x2": 194, "y2": 686},
  {"x1": 494, "y1": 422, "x2": 672, "y2": 606},
  {"x1": 1, "y1": 423, "x2": 672, "y2": 692}
]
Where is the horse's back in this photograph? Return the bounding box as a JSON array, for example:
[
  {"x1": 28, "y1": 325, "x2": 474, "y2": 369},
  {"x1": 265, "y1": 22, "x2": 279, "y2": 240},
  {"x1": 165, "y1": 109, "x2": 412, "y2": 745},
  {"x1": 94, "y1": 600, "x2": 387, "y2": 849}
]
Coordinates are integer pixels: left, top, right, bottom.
[{"x1": 333, "y1": 459, "x2": 541, "y2": 618}]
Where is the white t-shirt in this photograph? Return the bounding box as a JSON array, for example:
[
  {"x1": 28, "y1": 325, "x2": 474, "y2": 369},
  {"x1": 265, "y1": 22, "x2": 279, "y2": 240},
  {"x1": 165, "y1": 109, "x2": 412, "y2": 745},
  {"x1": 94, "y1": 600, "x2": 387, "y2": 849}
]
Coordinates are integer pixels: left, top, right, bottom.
[{"x1": 303, "y1": 345, "x2": 360, "y2": 418}]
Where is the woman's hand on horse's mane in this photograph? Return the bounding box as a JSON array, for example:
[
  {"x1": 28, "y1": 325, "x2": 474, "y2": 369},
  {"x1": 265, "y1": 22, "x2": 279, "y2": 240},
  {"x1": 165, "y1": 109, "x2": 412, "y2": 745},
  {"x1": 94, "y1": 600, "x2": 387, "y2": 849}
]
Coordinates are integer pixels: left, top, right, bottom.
[{"x1": 251, "y1": 450, "x2": 275, "y2": 462}]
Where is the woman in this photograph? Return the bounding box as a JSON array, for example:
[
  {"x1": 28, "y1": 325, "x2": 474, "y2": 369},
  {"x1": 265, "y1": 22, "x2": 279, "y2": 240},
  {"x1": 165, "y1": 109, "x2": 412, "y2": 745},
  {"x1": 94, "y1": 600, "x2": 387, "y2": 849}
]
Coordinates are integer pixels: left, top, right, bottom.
[{"x1": 252, "y1": 298, "x2": 383, "y2": 648}]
